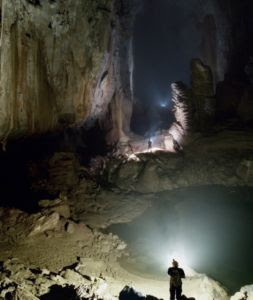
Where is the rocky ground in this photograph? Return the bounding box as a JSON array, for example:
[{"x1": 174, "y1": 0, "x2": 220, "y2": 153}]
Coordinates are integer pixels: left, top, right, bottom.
[
  {"x1": 0, "y1": 130, "x2": 252, "y2": 299},
  {"x1": 28, "y1": 130, "x2": 253, "y2": 229},
  {"x1": 0, "y1": 200, "x2": 229, "y2": 300},
  {"x1": 0, "y1": 199, "x2": 162, "y2": 299}
]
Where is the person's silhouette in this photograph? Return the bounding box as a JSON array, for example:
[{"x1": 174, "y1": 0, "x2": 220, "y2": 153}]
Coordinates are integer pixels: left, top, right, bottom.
[
  {"x1": 148, "y1": 139, "x2": 152, "y2": 152},
  {"x1": 168, "y1": 259, "x2": 185, "y2": 300}
]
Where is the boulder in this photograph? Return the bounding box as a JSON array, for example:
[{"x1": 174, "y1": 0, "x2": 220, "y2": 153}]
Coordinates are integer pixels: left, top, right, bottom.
[
  {"x1": 39, "y1": 198, "x2": 71, "y2": 219},
  {"x1": 60, "y1": 269, "x2": 89, "y2": 287},
  {"x1": 5, "y1": 288, "x2": 39, "y2": 300},
  {"x1": 119, "y1": 286, "x2": 146, "y2": 300},
  {"x1": 47, "y1": 152, "x2": 80, "y2": 193},
  {"x1": 0, "y1": 258, "x2": 111, "y2": 300},
  {"x1": 29, "y1": 212, "x2": 60, "y2": 236},
  {"x1": 119, "y1": 285, "x2": 163, "y2": 300}
]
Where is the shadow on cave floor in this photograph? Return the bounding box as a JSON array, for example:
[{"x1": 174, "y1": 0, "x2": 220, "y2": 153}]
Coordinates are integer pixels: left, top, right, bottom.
[
  {"x1": 40, "y1": 285, "x2": 78, "y2": 300},
  {"x1": 108, "y1": 186, "x2": 253, "y2": 294}
]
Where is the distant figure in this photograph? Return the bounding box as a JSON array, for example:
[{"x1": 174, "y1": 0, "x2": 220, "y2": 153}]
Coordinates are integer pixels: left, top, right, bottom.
[
  {"x1": 172, "y1": 138, "x2": 183, "y2": 153},
  {"x1": 168, "y1": 259, "x2": 185, "y2": 300},
  {"x1": 148, "y1": 139, "x2": 152, "y2": 152}
]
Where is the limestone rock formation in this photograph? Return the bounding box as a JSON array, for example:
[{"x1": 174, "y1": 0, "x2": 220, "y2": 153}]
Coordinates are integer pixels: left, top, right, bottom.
[
  {"x1": 183, "y1": 273, "x2": 229, "y2": 300},
  {"x1": 0, "y1": 257, "x2": 229, "y2": 300},
  {"x1": 169, "y1": 82, "x2": 190, "y2": 145},
  {"x1": 0, "y1": 258, "x2": 114, "y2": 299},
  {"x1": 191, "y1": 59, "x2": 216, "y2": 130},
  {"x1": 39, "y1": 198, "x2": 71, "y2": 219},
  {"x1": 0, "y1": 0, "x2": 110, "y2": 141},
  {"x1": 0, "y1": 203, "x2": 127, "y2": 271},
  {"x1": 30, "y1": 151, "x2": 152, "y2": 228},
  {"x1": 0, "y1": 0, "x2": 139, "y2": 145},
  {"x1": 105, "y1": 131, "x2": 253, "y2": 193},
  {"x1": 27, "y1": 128, "x2": 253, "y2": 228},
  {"x1": 231, "y1": 285, "x2": 253, "y2": 300},
  {"x1": 0, "y1": 200, "x2": 231, "y2": 300}
]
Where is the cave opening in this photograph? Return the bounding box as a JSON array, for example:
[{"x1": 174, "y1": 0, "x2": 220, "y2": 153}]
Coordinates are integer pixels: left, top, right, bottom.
[
  {"x1": 108, "y1": 186, "x2": 253, "y2": 294},
  {"x1": 131, "y1": 0, "x2": 202, "y2": 136}
]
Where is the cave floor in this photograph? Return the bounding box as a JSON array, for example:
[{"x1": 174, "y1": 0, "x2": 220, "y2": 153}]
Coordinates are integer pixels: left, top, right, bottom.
[
  {"x1": 0, "y1": 232, "x2": 172, "y2": 299},
  {"x1": 0, "y1": 130, "x2": 252, "y2": 299},
  {"x1": 0, "y1": 188, "x2": 238, "y2": 300}
]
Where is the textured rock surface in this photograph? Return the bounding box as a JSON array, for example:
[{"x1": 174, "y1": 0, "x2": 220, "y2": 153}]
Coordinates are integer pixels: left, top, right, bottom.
[
  {"x1": 0, "y1": 258, "x2": 113, "y2": 299},
  {"x1": 27, "y1": 130, "x2": 253, "y2": 230},
  {"x1": 105, "y1": 131, "x2": 253, "y2": 193},
  {"x1": 30, "y1": 152, "x2": 152, "y2": 228},
  {"x1": 231, "y1": 285, "x2": 253, "y2": 300},
  {"x1": 169, "y1": 82, "x2": 189, "y2": 145},
  {"x1": 0, "y1": 0, "x2": 139, "y2": 144},
  {"x1": 0, "y1": 205, "x2": 229, "y2": 300},
  {"x1": 0, "y1": 0, "x2": 110, "y2": 140},
  {"x1": 0, "y1": 204, "x2": 127, "y2": 275},
  {"x1": 191, "y1": 59, "x2": 216, "y2": 130},
  {"x1": 0, "y1": 257, "x2": 229, "y2": 300}
]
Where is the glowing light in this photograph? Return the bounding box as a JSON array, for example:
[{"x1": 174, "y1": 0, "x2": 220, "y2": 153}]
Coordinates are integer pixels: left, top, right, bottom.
[
  {"x1": 160, "y1": 102, "x2": 168, "y2": 108},
  {"x1": 167, "y1": 249, "x2": 197, "y2": 277}
]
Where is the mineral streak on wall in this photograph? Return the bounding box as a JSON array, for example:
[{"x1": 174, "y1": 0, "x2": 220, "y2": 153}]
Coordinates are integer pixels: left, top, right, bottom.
[{"x1": 0, "y1": 0, "x2": 139, "y2": 144}]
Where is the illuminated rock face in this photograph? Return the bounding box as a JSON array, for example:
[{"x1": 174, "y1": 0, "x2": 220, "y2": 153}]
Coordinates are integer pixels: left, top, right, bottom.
[
  {"x1": 0, "y1": 258, "x2": 116, "y2": 299},
  {"x1": 0, "y1": 0, "x2": 137, "y2": 144},
  {"x1": 105, "y1": 131, "x2": 253, "y2": 193},
  {"x1": 231, "y1": 285, "x2": 253, "y2": 300},
  {"x1": 0, "y1": 0, "x2": 251, "y2": 147},
  {"x1": 183, "y1": 274, "x2": 229, "y2": 300},
  {"x1": 26, "y1": 130, "x2": 252, "y2": 228}
]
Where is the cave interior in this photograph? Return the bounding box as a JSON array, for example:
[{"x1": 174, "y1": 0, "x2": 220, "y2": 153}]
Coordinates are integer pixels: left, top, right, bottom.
[{"x1": 0, "y1": 0, "x2": 252, "y2": 299}]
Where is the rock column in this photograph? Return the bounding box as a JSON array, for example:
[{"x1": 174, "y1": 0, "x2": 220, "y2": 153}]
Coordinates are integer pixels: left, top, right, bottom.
[{"x1": 191, "y1": 59, "x2": 216, "y2": 131}]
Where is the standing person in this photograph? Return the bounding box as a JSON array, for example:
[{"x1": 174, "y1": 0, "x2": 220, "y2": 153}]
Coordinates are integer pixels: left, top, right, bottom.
[
  {"x1": 168, "y1": 259, "x2": 185, "y2": 300},
  {"x1": 148, "y1": 138, "x2": 152, "y2": 152}
]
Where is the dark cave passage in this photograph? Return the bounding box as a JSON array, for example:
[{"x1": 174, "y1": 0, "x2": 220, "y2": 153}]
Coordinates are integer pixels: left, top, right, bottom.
[
  {"x1": 108, "y1": 186, "x2": 253, "y2": 294},
  {"x1": 131, "y1": 0, "x2": 203, "y2": 136}
]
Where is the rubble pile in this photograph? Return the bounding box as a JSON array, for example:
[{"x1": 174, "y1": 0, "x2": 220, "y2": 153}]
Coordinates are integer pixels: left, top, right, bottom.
[
  {"x1": 0, "y1": 199, "x2": 127, "y2": 273},
  {"x1": 0, "y1": 258, "x2": 112, "y2": 300}
]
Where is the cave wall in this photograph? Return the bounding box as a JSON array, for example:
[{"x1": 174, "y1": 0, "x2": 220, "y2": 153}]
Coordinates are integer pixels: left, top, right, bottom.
[
  {"x1": 186, "y1": 0, "x2": 252, "y2": 85},
  {"x1": 197, "y1": 0, "x2": 230, "y2": 84},
  {"x1": 192, "y1": 0, "x2": 253, "y2": 85},
  {"x1": 0, "y1": 0, "x2": 251, "y2": 146},
  {"x1": 219, "y1": 0, "x2": 253, "y2": 81},
  {"x1": 0, "y1": 0, "x2": 140, "y2": 146},
  {"x1": 102, "y1": 0, "x2": 140, "y2": 144}
]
